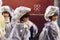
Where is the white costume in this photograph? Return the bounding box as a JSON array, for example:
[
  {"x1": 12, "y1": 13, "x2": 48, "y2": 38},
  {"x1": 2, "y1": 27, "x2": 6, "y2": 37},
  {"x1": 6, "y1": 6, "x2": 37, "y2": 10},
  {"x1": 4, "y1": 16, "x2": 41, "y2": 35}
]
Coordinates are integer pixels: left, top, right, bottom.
[
  {"x1": 14, "y1": 6, "x2": 38, "y2": 38},
  {"x1": 8, "y1": 6, "x2": 31, "y2": 40},
  {"x1": 0, "y1": 6, "x2": 14, "y2": 40},
  {"x1": 39, "y1": 6, "x2": 60, "y2": 40}
]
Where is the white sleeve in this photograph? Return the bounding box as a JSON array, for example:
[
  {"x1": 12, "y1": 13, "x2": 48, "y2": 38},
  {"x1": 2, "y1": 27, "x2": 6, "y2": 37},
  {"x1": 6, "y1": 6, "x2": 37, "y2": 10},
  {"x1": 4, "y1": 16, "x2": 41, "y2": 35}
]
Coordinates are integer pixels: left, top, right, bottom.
[
  {"x1": 31, "y1": 22, "x2": 38, "y2": 37},
  {"x1": 33, "y1": 23, "x2": 38, "y2": 34}
]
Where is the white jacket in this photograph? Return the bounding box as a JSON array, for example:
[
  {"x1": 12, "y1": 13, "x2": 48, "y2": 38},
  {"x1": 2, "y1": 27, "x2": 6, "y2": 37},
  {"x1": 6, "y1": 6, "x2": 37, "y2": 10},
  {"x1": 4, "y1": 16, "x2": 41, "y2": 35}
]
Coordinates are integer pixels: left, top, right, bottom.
[{"x1": 39, "y1": 21, "x2": 60, "y2": 40}]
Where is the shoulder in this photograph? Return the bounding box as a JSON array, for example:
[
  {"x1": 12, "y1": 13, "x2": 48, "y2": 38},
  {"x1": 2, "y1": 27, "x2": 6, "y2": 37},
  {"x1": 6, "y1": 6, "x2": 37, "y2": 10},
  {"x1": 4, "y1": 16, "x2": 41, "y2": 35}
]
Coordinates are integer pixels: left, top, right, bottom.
[
  {"x1": 45, "y1": 22, "x2": 52, "y2": 26},
  {"x1": 28, "y1": 21, "x2": 37, "y2": 26},
  {"x1": 44, "y1": 22, "x2": 53, "y2": 29}
]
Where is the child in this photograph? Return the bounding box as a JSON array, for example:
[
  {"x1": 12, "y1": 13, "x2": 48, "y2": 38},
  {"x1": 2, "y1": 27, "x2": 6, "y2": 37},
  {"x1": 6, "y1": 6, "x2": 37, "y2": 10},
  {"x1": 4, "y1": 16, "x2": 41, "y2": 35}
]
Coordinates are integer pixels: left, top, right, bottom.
[{"x1": 39, "y1": 6, "x2": 60, "y2": 40}]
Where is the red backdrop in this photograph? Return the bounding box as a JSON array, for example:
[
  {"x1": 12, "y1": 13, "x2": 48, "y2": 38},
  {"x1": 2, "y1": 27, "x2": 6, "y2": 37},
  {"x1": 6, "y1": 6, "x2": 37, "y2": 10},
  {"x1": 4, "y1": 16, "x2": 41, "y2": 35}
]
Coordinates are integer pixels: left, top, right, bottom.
[{"x1": 3, "y1": 0, "x2": 54, "y2": 32}]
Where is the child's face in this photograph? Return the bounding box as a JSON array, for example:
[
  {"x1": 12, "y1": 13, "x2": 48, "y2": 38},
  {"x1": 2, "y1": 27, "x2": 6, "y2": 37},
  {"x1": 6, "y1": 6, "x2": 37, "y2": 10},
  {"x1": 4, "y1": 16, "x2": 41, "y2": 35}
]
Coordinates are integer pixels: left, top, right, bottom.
[
  {"x1": 52, "y1": 15, "x2": 58, "y2": 21},
  {"x1": 22, "y1": 17, "x2": 29, "y2": 22},
  {"x1": 2, "y1": 13, "x2": 9, "y2": 18},
  {"x1": 2, "y1": 13, "x2": 10, "y2": 22}
]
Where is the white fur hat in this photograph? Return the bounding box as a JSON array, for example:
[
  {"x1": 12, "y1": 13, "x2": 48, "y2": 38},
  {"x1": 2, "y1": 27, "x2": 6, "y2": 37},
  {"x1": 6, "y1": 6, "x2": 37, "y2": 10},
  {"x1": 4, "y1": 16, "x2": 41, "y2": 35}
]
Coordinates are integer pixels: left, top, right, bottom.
[
  {"x1": 14, "y1": 6, "x2": 31, "y2": 20},
  {"x1": 0, "y1": 6, "x2": 14, "y2": 16},
  {"x1": 44, "y1": 6, "x2": 59, "y2": 21}
]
